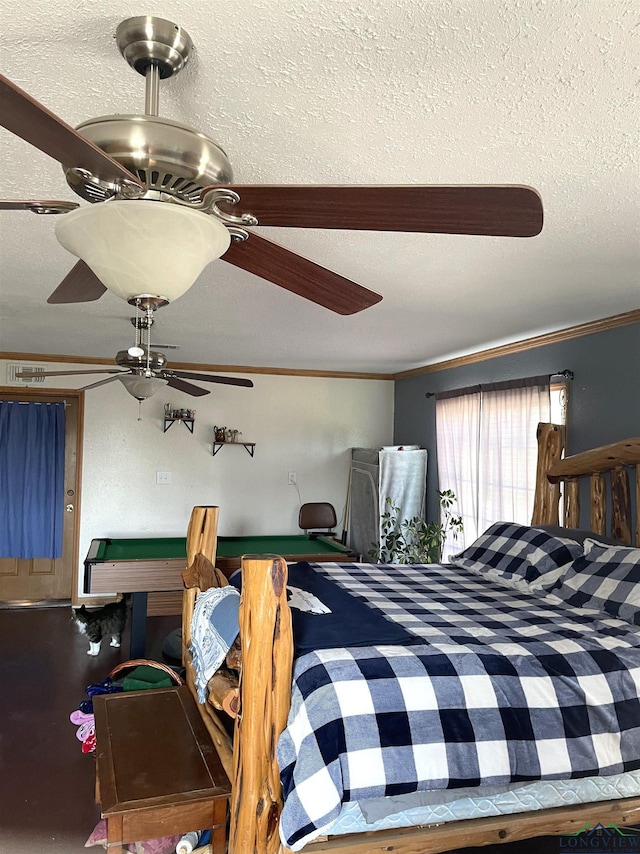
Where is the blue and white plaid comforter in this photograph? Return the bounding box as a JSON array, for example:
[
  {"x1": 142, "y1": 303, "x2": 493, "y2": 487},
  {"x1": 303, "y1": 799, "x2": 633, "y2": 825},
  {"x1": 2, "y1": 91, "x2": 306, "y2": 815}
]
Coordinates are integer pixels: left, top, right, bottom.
[{"x1": 277, "y1": 562, "x2": 640, "y2": 850}]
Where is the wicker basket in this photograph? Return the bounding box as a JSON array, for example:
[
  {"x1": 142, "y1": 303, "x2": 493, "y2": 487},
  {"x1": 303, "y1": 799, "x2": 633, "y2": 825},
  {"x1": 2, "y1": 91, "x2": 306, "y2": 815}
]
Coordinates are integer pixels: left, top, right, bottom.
[{"x1": 109, "y1": 659, "x2": 184, "y2": 686}]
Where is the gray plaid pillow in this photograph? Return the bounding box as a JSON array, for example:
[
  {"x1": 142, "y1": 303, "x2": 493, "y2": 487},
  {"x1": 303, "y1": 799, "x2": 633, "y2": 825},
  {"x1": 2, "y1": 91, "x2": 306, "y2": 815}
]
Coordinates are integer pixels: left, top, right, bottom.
[
  {"x1": 550, "y1": 539, "x2": 640, "y2": 625},
  {"x1": 450, "y1": 521, "x2": 582, "y2": 583}
]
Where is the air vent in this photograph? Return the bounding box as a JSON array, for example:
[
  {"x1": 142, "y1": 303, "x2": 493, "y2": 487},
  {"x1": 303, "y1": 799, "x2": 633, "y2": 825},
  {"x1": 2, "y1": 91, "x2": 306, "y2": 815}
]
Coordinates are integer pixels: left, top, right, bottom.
[{"x1": 7, "y1": 364, "x2": 46, "y2": 384}]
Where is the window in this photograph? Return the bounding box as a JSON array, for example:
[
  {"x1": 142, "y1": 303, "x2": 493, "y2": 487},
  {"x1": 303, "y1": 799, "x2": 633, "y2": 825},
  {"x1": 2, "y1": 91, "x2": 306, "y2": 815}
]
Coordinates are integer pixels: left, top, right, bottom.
[{"x1": 436, "y1": 378, "x2": 568, "y2": 558}]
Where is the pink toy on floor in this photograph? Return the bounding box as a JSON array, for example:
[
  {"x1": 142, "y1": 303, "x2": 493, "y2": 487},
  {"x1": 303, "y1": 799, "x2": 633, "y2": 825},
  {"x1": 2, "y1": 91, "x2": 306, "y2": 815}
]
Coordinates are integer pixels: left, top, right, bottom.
[
  {"x1": 81, "y1": 732, "x2": 96, "y2": 753},
  {"x1": 70, "y1": 709, "x2": 94, "y2": 725},
  {"x1": 84, "y1": 818, "x2": 181, "y2": 852},
  {"x1": 70, "y1": 709, "x2": 96, "y2": 752},
  {"x1": 75, "y1": 720, "x2": 95, "y2": 742}
]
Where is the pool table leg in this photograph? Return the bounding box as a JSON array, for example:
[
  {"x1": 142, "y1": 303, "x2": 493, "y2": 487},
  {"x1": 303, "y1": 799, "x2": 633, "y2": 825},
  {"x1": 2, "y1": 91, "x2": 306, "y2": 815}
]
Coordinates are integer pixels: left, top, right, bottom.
[{"x1": 129, "y1": 592, "x2": 148, "y2": 658}]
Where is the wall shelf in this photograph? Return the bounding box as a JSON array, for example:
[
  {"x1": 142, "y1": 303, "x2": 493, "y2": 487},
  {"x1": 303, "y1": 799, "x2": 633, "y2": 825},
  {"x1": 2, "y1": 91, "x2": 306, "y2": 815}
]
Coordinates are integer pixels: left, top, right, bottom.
[
  {"x1": 212, "y1": 441, "x2": 256, "y2": 458},
  {"x1": 164, "y1": 417, "x2": 195, "y2": 434}
]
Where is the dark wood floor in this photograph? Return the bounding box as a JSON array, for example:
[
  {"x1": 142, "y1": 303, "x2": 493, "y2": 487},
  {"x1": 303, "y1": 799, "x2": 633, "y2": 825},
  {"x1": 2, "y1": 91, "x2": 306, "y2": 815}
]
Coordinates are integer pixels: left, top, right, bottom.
[
  {"x1": 0, "y1": 605, "x2": 562, "y2": 854},
  {"x1": 0, "y1": 604, "x2": 181, "y2": 853}
]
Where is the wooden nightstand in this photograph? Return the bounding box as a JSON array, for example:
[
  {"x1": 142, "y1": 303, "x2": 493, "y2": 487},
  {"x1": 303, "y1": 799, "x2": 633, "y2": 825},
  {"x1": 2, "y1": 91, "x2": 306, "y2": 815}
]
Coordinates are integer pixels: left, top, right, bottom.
[{"x1": 94, "y1": 686, "x2": 230, "y2": 854}]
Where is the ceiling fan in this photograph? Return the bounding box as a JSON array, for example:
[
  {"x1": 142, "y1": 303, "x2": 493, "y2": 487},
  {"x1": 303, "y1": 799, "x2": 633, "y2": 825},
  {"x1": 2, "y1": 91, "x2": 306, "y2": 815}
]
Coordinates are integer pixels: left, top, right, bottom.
[
  {"x1": 16, "y1": 307, "x2": 253, "y2": 400},
  {"x1": 0, "y1": 16, "x2": 544, "y2": 317}
]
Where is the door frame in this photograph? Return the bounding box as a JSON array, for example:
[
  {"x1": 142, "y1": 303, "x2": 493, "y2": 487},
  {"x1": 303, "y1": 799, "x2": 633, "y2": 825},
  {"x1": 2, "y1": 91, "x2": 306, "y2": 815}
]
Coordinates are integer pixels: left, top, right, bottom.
[{"x1": 0, "y1": 386, "x2": 84, "y2": 603}]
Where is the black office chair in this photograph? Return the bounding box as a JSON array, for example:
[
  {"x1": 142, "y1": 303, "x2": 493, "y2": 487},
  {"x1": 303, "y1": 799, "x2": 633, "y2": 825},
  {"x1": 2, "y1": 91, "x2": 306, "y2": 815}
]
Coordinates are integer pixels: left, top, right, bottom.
[{"x1": 298, "y1": 502, "x2": 337, "y2": 537}]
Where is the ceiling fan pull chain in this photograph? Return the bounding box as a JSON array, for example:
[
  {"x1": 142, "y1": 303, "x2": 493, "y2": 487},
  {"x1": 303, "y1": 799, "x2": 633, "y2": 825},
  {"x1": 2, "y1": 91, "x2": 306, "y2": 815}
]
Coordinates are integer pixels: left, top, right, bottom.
[
  {"x1": 145, "y1": 315, "x2": 152, "y2": 376},
  {"x1": 127, "y1": 302, "x2": 145, "y2": 358},
  {"x1": 135, "y1": 304, "x2": 141, "y2": 350}
]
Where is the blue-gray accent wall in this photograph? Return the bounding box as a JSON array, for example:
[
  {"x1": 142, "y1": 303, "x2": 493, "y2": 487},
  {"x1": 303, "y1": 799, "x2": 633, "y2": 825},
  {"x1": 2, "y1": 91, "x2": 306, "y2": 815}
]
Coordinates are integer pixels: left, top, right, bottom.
[{"x1": 393, "y1": 322, "x2": 639, "y2": 523}]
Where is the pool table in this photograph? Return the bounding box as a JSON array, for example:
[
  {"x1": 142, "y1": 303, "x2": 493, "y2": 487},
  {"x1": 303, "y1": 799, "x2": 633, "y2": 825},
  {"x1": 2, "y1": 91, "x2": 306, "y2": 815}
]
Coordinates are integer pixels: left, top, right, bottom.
[{"x1": 84, "y1": 534, "x2": 358, "y2": 657}]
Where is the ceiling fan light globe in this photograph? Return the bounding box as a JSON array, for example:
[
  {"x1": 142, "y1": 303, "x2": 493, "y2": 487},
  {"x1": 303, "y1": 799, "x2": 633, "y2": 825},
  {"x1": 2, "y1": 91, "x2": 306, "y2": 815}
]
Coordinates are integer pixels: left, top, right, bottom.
[
  {"x1": 118, "y1": 374, "x2": 168, "y2": 400},
  {"x1": 54, "y1": 200, "x2": 230, "y2": 303}
]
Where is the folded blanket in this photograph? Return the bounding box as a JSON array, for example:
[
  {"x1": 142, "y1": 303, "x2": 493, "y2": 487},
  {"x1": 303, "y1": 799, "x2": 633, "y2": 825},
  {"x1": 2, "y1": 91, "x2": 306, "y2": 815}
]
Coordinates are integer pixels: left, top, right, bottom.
[
  {"x1": 190, "y1": 586, "x2": 240, "y2": 702},
  {"x1": 122, "y1": 665, "x2": 174, "y2": 692},
  {"x1": 230, "y1": 561, "x2": 419, "y2": 656}
]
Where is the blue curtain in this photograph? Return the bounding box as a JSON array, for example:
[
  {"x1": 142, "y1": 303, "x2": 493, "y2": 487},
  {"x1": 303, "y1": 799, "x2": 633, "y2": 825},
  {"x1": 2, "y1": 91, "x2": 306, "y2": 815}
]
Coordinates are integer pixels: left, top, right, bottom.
[{"x1": 0, "y1": 401, "x2": 66, "y2": 559}]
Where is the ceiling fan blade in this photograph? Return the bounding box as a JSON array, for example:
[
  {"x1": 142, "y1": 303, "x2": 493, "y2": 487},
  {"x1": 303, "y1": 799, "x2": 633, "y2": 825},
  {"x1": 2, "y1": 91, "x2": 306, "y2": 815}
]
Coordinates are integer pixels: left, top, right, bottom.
[
  {"x1": 16, "y1": 368, "x2": 121, "y2": 378},
  {"x1": 172, "y1": 371, "x2": 254, "y2": 388},
  {"x1": 215, "y1": 185, "x2": 543, "y2": 237},
  {"x1": 80, "y1": 376, "x2": 123, "y2": 392},
  {"x1": 0, "y1": 74, "x2": 143, "y2": 189},
  {"x1": 164, "y1": 376, "x2": 211, "y2": 397},
  {"x1": 47, "y1": 261, "x2": 108, "y2": 304},
  {"x1": 0, "y1": 199, "x2": 79, "y2": 214},
  {"x1": 222, "y1": 232, "x2": 382, "y2": 315},
  {"x1": 171, "y1": 371, "x2": 253, "y2": 388}
]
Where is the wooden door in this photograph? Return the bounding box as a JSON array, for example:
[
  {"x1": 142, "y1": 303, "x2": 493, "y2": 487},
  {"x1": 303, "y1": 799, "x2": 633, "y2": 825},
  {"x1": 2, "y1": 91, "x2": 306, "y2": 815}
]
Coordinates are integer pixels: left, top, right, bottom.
[{"x1": 0, "y1": 388, "x2": 82, "y2": 602}]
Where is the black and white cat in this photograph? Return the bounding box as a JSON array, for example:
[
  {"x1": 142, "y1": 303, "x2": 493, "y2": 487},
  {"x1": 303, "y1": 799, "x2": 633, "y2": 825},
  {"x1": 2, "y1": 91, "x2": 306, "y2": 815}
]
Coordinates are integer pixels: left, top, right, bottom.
[{"x1": 72, "y1": 594, "x2": 132, "y2": 656}]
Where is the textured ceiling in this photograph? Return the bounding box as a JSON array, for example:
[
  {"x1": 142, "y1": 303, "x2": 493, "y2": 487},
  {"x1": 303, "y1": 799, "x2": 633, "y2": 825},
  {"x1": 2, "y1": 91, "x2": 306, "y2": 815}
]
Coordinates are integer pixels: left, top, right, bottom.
[{"x1": 0, "y1": 0, "x2": 638, "y2": 374}]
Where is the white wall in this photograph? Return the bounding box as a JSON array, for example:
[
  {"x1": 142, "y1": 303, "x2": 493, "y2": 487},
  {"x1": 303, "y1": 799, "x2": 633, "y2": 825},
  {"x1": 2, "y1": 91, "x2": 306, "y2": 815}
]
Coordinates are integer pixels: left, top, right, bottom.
[{"x1": 2, "y1": 359, "x2": 394, "y2": 597}]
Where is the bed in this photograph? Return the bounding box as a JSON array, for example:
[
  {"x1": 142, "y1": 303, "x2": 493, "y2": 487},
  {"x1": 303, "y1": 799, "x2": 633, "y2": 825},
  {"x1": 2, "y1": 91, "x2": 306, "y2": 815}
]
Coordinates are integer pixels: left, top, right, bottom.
[{"x1": 181, "y1": 426, "x2": 640, "y2": 854}]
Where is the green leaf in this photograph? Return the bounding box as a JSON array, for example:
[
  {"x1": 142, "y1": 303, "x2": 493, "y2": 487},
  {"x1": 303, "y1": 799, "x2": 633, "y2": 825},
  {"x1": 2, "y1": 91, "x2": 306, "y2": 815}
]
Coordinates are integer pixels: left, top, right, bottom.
[{"x1": 373, "y1": 490, "x2": 463, "y2": 564}]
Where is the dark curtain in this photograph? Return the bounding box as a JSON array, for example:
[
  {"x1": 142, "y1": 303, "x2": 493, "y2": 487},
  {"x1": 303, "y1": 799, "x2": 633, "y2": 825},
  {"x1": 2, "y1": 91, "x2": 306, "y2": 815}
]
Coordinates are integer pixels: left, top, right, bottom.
[{"x1": 0, "y1": 401, "x2": 66, "y2": 558}]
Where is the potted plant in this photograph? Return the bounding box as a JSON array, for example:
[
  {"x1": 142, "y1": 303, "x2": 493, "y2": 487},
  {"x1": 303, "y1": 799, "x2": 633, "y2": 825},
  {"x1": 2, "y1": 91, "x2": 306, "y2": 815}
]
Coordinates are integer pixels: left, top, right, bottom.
[{"x1": 369, "y1": 489, "x2": 463, "y2": 564}]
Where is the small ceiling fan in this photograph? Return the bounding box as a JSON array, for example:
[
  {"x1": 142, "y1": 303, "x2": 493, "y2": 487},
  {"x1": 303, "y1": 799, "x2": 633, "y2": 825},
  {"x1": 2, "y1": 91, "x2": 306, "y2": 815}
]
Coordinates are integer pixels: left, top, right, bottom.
[
  {"x1": 16, "y1": 306, "x2": 253, "y2": 400},
  {"x1": 0, "y1": 16, "x2": 544, "y2": 317}
]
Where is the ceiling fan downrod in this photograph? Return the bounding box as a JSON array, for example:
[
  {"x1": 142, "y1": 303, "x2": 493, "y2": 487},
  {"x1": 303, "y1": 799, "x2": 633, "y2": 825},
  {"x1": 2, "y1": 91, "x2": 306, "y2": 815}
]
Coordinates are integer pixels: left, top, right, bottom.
[{"x1": 145, "y1": 65, "x2": 160, "y2": 118}]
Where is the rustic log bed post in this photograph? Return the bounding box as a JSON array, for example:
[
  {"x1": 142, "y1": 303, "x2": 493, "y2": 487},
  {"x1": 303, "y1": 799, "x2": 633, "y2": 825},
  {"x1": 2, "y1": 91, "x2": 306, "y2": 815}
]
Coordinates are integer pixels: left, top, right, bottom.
[
  {"x1": 229, "y1": 554, "x2": 293, "y2": 854},
  {"x1": 181, "y1": 506, "x2": 236, "y2": 777},
  {"x1": 531, "y1": 422, "x2": 565, "y2": 525}
]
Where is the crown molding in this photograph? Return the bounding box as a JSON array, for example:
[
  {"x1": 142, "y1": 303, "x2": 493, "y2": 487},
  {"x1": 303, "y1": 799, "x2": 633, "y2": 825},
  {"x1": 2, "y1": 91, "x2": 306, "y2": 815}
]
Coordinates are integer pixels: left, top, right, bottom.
[
  {"x1": 0, "y1": 352, "x2": 389, "y2": 381},
  {"x1": 392, "y1": 310, "x2": 640, "y2": 380},
  {"x1": 2, "y1": 310, "x2": 637, "y2": 382}
]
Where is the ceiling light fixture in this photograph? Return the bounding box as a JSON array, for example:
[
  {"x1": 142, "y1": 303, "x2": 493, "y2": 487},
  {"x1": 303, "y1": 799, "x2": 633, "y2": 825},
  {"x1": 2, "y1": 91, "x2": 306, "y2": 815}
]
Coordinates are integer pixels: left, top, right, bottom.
[
  {"x1": 118, "y1": 374, "x2": 168, "y2": 400},
  {"x1": 49, "y1": 17, "x2": 236, "y2": 310},
  {"x1": 55, "y1": 200, "x2": 231, "y2": 307}
]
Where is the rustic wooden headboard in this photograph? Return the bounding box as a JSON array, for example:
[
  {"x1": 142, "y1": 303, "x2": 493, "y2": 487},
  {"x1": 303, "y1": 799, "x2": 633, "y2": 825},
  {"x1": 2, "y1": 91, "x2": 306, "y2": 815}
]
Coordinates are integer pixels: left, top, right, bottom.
[{"x1": 532, "y1": 424, "x2": 640, "y2": 546}]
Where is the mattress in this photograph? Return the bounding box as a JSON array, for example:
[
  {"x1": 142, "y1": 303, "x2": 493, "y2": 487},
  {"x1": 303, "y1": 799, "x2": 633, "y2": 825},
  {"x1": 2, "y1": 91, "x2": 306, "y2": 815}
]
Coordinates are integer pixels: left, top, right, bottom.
[
  {"x1": 328, "y1": 769, "x2": 640, "y2": 836},
  {"x1": 278, "y1": 560, "x2": 640, "y2": 848}
]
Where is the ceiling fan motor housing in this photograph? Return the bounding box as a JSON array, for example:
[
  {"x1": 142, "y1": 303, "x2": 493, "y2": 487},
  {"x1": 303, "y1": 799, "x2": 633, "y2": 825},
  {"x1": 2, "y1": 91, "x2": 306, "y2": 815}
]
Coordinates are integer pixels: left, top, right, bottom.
[
  {"x1": 116, "y1": 349, "x2": 167, "y2": 372},
  {"x1": 66, "y1": 115, "x2": 234, "y2": 203},
  {"x1": 64, "y1": 16, "x2": 233, "y2": 204}
]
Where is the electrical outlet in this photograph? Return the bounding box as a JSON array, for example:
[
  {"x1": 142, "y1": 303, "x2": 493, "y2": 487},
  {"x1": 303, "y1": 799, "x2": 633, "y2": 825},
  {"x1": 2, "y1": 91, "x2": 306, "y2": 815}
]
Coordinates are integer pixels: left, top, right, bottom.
[
  {"x1": 156, "y1": 471, "x2": 172, "y2": 485},
  {"x1": 288, "y1": 471, "x2": 297, "y2": 485}
]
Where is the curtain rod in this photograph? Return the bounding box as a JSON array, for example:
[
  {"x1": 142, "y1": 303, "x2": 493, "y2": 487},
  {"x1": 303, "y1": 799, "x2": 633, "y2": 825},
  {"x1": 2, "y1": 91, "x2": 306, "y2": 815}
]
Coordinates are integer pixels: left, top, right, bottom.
[
  {"x1": 1, "y1": 400, "x2": 68, "y2": 406},
  {"x1": 425, "y1": 370, "x2": 573, "y2": 399}
]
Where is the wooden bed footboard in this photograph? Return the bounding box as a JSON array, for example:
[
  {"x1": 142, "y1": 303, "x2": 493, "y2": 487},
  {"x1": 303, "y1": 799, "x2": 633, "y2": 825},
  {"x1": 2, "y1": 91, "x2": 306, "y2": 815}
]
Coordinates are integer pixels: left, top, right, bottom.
[
  {"x1": 182, "y1": 509, "x2": 294, "y2": 853},
  {"x1": 181, "y1": 506, "x2": 234, "y2": 779}
]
